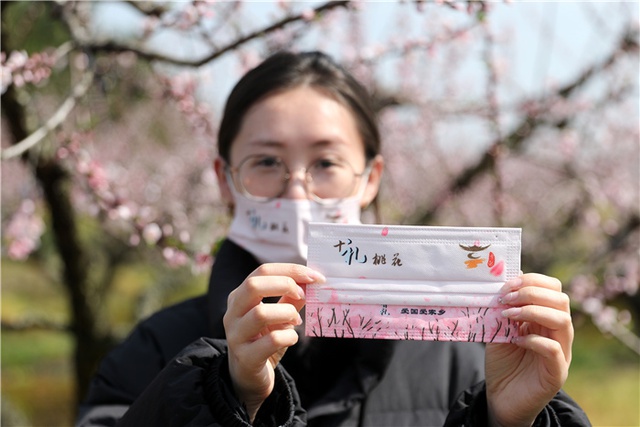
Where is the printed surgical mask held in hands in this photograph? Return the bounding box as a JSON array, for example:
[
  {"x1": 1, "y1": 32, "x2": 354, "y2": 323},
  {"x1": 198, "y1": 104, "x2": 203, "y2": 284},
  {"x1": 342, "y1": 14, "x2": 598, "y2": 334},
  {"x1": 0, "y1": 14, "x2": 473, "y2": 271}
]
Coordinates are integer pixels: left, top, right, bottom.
[{"x1": 305, "y1": 222, "x2": 522, "y2": 342}]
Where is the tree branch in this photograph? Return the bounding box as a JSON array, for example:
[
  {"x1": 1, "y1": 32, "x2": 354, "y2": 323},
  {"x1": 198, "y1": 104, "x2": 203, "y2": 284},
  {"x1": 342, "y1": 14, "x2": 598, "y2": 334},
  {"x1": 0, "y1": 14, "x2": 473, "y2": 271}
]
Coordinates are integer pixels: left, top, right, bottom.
[
  {"x1": 597, "y1": 320, "x2": 640, "y2": 356},
  {"x1": 1, "y1": 68, "x2": 94, "y2": 160},
  {"x1": 589, "y1": 213, "x2": 640, "y2": 267},
  {"x1": 124, "y1": 0, "x2": 169, "y2": 18},
  {"x1": 81, "y1": 1, "x2": 349, "y2": 67},
  {"x1": 405, "y1": 26, "x2": 639, "y2": 225}
]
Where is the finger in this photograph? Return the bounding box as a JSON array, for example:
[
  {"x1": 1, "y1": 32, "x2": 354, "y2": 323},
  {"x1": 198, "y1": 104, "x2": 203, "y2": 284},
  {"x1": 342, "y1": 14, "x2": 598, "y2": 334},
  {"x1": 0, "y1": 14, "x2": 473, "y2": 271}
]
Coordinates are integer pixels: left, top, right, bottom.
[
  {"x1": 229, "y1": 264, "x2": 325, "y2": 315},
  {"x1": 278, "y1": 282, "x2": 307, "y2": 313},
  {"x1": 232, "y1": 303, "x2": 302, "y2": 344},
  {"x1": 502, "y1": 305, "x2": 572, "y2": 334},
  {"x1": 278, "y1": 294, "x2": 306, "y2": 314},
  {"x1": 228, "y1": 275, "x2": 304, "y2": 318},
  {"x1": 501, "y1": 273, "x2": 562, "y2": 293},
  {"x1": 502, "y1": 305, "x2": 573, "y2": 362},
  {"x1": 234, "y1": 328, "x2": 300, "y2": 368},
  {"x1": 499, "y1": 286, "x2": 571, "y2": 312},
  {"x1": 511, "y1": 334, "x2": 570, "y2": 387},
  {"x1": 249, "y1": 263, "x2": 326, "y2": 284}
]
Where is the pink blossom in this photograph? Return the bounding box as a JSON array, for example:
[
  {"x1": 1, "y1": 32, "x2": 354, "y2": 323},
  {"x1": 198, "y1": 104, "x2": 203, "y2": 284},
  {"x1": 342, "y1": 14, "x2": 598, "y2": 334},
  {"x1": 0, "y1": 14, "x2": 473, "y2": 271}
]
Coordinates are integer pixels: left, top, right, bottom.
[
  {"x1": 569, "y1": 274, "x2": 597, "y2": 302},
  {"x1": 129, "y1": 234, "x2": 141, "y2": 246},
  {"x1": 1, "y1": 67, "x2": 12, "y2": 93},
  {"x1": 56, "y1": 146, "x2": 70, "y2": 160},
  {"x1": 6, "y1": 50, "x2": 28, "y2": 69},
  {"x1": 142, "y1": 223, "x2": 162, "y2": 245},
  {"x1": 143, "y1": 16, "x2": 160, "y2": 37},
  {"x1": 176, "y1": 5, "x2": 199, "y2": 30},
  {"x1": 162, "y1": 247, "x2": 189, "y2": 268},
  {"x1": 1, "y1": 49, "x2": 56, "y2": 92},
  {"x1": 13, "y1": 74, "x2": 24, "y2": 87},
  {"x1": 277, "y1": 0, "x2": 289, "y2": 10},
  {"x1": 301, "y1": 9, "x2": 315, "y2": 22},
  {"x1": 162, "y1": 223, "x2": 174, "y2": 236},
  {"x1": 8, "y1": 239, "x2": 39, "y2": 260},
  {"x1": 582, "y1": 297, "x2": 603, "y2": 315},
  {"x1": 87, "y1": 161, "x2": 109, "y2": 192},
  {"x1": 160, "y1": 72, "x2": 213, "y2": 135},
  {"x1": 4, "y1": 199, "x2": 45, "y2": 260},
  {"x1": 195, "y1": 1, "x2": 215, "y2": 19},
  {"x1": 593, "y1": 306, "x2": 618, "y2": 332},
  {"x1": 559, "y1": 129, "x2": 578, "y2": 159},
  {"x1": 193, "y1": 252, "x2": 214, "y2": 274},
  {"x1": 348, "y1": 0, "x2": 364, "y2": 11},
  {"x1": 76, "y1": 156, "x2": 91, "y2": 174},
  {"x1": 116, "y1": 204, "x2": 134, "y2": 221}
]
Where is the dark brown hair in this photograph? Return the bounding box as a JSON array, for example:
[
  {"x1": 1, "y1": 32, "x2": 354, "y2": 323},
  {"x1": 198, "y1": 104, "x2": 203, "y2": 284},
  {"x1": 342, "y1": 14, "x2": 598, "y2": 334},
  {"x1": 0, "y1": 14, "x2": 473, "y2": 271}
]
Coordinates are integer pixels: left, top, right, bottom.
[{"x1": 217, "y1": 51, "x2": 380, "y2": 162}]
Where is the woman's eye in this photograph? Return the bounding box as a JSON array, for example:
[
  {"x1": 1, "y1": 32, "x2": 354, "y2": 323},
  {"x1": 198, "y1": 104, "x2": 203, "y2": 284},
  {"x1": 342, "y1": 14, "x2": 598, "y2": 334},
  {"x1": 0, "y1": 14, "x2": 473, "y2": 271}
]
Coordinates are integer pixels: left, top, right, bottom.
[
  {"x1": 254, "y1": 156, "x2": 280, "y2": 168},
  {"x1": 315, "y1": 159, "x2": 339, "y2": 169}
]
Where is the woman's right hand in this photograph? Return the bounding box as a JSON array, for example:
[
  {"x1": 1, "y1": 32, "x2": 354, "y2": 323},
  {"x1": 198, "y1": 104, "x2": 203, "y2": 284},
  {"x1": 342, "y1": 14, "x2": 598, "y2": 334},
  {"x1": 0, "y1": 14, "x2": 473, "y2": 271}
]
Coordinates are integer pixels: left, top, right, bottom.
[{"x1": 223, "y1": 263, "x2": 326, "y2": 422}]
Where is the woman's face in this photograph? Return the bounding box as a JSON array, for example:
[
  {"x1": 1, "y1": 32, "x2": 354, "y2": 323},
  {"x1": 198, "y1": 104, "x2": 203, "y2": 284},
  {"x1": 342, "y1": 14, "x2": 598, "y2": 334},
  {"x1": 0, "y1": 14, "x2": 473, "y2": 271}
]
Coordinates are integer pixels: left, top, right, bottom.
[{"x1": 215, "y1": 86, "x2": 383, "y2": 207}]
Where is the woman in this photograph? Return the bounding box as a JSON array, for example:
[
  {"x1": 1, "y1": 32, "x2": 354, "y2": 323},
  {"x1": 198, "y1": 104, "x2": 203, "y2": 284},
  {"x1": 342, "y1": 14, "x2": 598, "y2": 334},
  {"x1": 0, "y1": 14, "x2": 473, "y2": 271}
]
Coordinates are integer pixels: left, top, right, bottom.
[{"x1": 77, "y1": 51, "x2": 590, "y2": 426}]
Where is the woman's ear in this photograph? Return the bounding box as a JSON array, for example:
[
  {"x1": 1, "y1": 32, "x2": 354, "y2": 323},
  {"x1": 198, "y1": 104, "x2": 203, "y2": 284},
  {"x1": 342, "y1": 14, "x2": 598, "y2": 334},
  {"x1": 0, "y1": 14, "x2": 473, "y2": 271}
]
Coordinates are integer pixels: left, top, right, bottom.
[
  {"x1": 361, "y1": 154, "x2": 384, "y2": 209},
  {"x1": 214, "y1": 157, "x2": 233, "y2": 205}
]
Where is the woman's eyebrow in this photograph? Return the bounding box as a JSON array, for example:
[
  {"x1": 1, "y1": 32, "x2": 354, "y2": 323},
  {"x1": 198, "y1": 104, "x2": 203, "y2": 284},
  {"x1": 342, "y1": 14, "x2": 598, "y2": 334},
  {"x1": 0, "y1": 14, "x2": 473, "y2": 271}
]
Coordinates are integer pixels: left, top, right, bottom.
[
  {"x1": 246, "y1": 139, "x2": 285, "y2": 149},
  {"x1": 310, "y1": 138, "x2": 350, "y2": 149}
]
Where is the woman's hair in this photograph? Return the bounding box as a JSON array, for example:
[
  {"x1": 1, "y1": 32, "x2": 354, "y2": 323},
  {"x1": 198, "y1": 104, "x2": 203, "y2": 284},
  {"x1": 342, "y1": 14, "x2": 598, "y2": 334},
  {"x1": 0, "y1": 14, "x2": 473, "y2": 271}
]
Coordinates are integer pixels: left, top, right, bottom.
[{"x1": 217, "y1": 51, "x2": 380, "y2": 163}]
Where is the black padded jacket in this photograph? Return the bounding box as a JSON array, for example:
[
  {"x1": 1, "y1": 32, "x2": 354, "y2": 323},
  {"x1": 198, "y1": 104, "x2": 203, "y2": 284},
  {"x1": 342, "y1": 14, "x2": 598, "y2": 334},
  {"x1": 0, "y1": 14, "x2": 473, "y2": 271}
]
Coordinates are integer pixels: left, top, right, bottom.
[{"x1": 76, "y1": 239, "x2": 591, "y2": 427}]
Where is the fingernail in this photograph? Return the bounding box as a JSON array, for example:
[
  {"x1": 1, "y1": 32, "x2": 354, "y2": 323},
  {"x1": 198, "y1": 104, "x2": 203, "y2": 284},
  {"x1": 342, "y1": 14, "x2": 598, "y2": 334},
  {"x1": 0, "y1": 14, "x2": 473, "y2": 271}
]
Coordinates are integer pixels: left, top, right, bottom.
[
  {"x1": 499, "y1": 291, "x2": 518, "y2": 305},
  {"x1": 297, "y1": 286, "x2": 306, "y2": 300},
  {"x1": 501, "y1": 307, "x2": 522, "y2": 318},
  {"x1": 500, "y1": 277, "x2": 522, "y2": 293},
  {"x1": 307, "y1": 270, "x2": 326, "y2": 284},
  {"x1": 296, "y1": 312, "x2": 303, "y2": 325}
]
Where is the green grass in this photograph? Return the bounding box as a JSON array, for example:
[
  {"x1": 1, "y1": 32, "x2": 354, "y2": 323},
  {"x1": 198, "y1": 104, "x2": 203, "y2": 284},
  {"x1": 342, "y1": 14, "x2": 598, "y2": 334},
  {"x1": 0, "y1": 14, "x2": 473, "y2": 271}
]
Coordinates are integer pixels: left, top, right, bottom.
[
  {"x1": 2, "y1": 332, "x2": 72, "y2": 368},
  {"x1": 565, "y1": 365, "x2": 640, "y2": 427},
  {"x1": 563, "y1": 319, "x2": 640, "y2": 427},
  {"x1": 2, "y1": 259, "x2": 67, "y2": 322},
  {"x1": 2, "y1": 357, "x2": 74, "y2": 427}
]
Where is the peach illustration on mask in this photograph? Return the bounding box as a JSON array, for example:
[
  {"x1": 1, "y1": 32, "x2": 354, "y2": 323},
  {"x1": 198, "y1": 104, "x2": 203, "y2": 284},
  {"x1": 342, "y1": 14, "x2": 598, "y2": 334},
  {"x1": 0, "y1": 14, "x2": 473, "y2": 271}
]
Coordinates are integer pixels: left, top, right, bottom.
[
  {"x1": 459, "y1": 241, "x2": 505, "y2": 277},
  {"x1": 489, "y1": 260, "x2": 504, "y2": 276}
]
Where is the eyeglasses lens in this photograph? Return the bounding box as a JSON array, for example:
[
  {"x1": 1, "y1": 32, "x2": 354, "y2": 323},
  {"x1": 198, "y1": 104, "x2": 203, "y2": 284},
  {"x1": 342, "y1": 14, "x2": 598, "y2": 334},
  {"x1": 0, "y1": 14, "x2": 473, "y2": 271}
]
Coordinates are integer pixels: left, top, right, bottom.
[{"x1": 236, "y1": 155, "x2": 358, "y2": 201}]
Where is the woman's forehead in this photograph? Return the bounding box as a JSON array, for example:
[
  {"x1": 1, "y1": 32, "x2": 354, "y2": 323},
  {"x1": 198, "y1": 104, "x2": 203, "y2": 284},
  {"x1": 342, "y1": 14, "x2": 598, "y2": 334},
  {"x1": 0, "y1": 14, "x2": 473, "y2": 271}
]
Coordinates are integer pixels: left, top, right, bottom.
[{"x1": 229, "y1": 87, "x2": 366, "y2": 162}]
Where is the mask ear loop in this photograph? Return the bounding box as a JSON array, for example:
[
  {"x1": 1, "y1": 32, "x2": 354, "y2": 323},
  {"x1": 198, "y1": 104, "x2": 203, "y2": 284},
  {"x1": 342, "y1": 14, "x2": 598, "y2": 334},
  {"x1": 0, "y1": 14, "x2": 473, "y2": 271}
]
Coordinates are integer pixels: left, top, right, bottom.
[
  {"x1": 359, "y1": 162, "x2": 382, "y2": 223},
  {"x1": 222, "y1": 167, "x2": 237, "y2": 216},
  {"x1": 356, "y1": 164, "x2": 374, "y2": 199}
]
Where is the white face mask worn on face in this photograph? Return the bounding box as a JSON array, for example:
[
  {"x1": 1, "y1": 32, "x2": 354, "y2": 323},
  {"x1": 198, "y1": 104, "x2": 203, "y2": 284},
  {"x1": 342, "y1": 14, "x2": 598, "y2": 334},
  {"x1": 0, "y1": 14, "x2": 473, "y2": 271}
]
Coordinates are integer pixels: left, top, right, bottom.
[{"x1": 226, "y1": 172, "x2": 368, "y2": 265}]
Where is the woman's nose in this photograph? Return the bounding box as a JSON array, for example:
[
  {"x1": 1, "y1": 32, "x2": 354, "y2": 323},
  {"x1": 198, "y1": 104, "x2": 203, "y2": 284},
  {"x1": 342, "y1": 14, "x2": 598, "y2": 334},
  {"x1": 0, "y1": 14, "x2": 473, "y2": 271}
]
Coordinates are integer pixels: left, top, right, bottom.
[{"x1": 283, "y1": 168, "x2": 310, "y2": 200}]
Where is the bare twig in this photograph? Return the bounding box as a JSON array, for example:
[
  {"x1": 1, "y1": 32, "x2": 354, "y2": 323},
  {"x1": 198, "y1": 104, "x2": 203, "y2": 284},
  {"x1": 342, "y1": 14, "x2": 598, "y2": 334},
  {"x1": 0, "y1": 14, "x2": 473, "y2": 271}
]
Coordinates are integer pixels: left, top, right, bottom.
[
  {"x1": 124, "y1": 0, "x2": 169, "y2": 17},
  {"x1": 405, "y1": 27, "x2": 639, "y2": 225},
  {"x1": 601, "y1": 321, "x2": 640, "y2": 356},
  {"x1": 1, "y1": 68, "x2": 95, "y2": 160},
  {"x1": 82, "y1": 1, "x2": 349, "y2": 68}
]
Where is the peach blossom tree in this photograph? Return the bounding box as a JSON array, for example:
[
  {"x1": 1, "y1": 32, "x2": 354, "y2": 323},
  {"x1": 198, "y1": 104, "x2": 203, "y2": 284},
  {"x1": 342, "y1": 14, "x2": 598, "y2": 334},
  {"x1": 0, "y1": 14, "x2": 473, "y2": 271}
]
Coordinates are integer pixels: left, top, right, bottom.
[{"x1": 2, "y1": 1, "x2": 638, "y2": 408}]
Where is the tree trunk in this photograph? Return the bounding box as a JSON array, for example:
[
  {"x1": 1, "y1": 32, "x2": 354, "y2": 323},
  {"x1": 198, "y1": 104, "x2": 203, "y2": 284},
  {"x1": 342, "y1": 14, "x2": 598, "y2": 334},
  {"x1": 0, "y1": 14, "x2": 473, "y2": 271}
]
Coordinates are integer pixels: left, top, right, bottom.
[{"x1": 1, "y1": 85, "x2": 107, "y2": 407}]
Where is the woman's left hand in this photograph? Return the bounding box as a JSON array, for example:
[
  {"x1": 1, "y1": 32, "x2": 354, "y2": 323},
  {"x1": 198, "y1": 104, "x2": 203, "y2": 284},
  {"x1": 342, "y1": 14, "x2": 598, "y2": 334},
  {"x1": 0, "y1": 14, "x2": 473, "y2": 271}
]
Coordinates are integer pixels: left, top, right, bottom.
[{"x1": 485, "y1": 273, "x2": 574, "y2": 427}]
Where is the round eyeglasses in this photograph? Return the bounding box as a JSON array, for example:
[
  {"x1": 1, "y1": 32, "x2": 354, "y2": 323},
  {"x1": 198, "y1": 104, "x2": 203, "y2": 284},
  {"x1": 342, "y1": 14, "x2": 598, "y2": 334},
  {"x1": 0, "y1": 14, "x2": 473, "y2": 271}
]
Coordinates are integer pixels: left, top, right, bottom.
[{"x1": 226, "y1": 155, "x2": 369, "y2": 203}]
